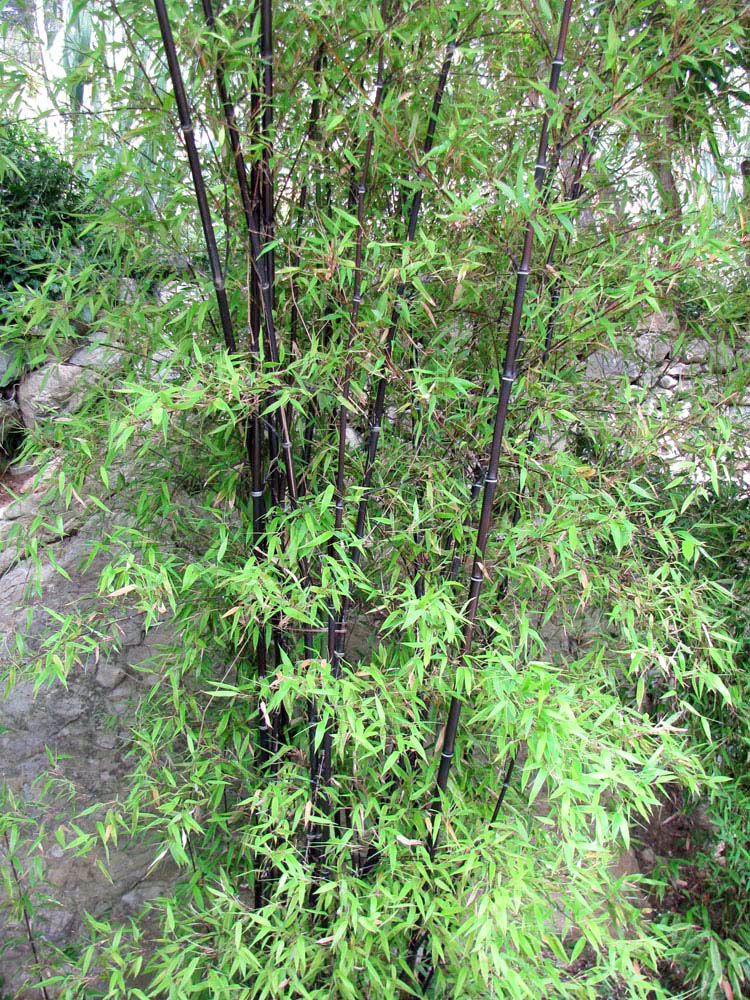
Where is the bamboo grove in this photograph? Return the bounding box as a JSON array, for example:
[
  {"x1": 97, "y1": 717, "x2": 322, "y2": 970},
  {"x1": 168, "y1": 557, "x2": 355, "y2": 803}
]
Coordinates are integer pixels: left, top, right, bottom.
[{"x1": 2, "y1": 0, "x2": 749, "y2": 997}]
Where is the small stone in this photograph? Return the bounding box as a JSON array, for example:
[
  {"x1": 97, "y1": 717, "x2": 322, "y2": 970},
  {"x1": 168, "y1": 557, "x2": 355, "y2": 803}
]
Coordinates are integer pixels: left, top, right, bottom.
[
  {"x1": 96, "y1": 662, "x2": 125, "y2": 689},
  {"x1": 51, "y1": 694, "x2": 84, "y2": 721},
  {"x1": 640, "y1": 847, "x2": 656, "y2": 867},
  {"x1": 0, "y1": 395, "x2": 20, "y2": 430},
  {"x1": 117, "y1": 277, "x2": 139, "y2": 305},
  {"x1": 658, "y1": 374, "x2": 678, "y2": 389},
  {"x1": 585, "y1": 350, "x2": 639, "y2": 380},
  {"x1": 635, "y1": 332, "x2": 671, "y2": 365},
  {"x1": 155, "y1": 281, "x2": 200, "y2": 307},
  {"x1": 345, "y1": 426, "x2": 362, "y2": 448},
  {"x1": 681, "y1": 340, "x2": 710, "y2": 364}
]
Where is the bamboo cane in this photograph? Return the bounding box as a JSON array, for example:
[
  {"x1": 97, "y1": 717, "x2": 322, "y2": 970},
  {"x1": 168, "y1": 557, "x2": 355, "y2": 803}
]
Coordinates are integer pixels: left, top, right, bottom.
[
  {"x1": 153, "y1": 0, "x2": 236, "y2": 353},
  {"x1": 330, "y1": 38, "x2": 456, "y2": 678},
  {"x1": 305, "y1": 8, "x2": 389, "y2": 895},
  {"x1": 408, "y1": 11, "x2": 574, "y2": 984},
  {"x1": 488, "y1": 134, "x2": 597, "y2": 819},
  {"x1": 305, "y1": 34, "x2": 455, "y2": 878},
  {"x1": 302, "y1": 36, "x2": 457, "y2": 893},
  {"x1": 428, "y1": 0, "x2": 572, "y2": 841}
]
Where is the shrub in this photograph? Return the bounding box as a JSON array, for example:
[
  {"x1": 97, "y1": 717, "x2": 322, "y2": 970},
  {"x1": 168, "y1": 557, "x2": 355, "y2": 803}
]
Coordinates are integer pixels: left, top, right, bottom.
[{"x1": 0, "y1": 122, "x2": 85, "y2": 294}]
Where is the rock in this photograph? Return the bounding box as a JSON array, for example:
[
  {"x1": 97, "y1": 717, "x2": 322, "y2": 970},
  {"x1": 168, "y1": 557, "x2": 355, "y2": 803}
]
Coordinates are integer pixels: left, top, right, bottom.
[
  {"x1": 681, "y1": 339, "x2": 710, "y2": 364},
  {"x1": 122, "y1": 880, "x2": 173, "y2": 914},
  {"x1": 50, "y1": 694, "x2": 85, "y2": 722},
  {"x1": 95, "y1": 661, "x2": 126, "y2": 689},
  {"x1": 345, "y1": 425, "x2": 363, "y2": 448},
  {"x1": 0, "y1": 474, "x2": 90, "y2": 577},
  {"x1": 665, "y1": 362, "x2": 692, "y2": 377},
  {"x1": 37, "y1": 907, "x2": 75, "y2": 942},
  {"x1": 0, "y1": 394, "x2": 20, "y2": 426},
  {"x1": 17, "y1": 362, "x2": 85, "y2": 426},
  {"x1": 155, "y1": 281, "x2": 200, "y2": 307},
  {"x1": 640, "y1": 847, "x2": 656, "y2": 867},
  {"x1": 118, "y1": 277, "x2": 139, "y2": 305},
  {"x1": 658, "y1": 374, "x2": 679, "y2": 390},
  {"x1": 635, "y1": 331, "x2": 671, "y2": 365},
  {"x1": 585, "y1": 349, "x2": 639, "y2": 380},
  {"x1": 0, "y1": 494, "x2": 177, "y2": 992},
  {"x1": 0, "y1": 349, "x2": 19, "y2": 389},
  {"x1": 16, "y1": 337, "x2": 123, "y2": 429},
  {"x1": 0, "y1": 395, "x2": 21, "y2": 456}
]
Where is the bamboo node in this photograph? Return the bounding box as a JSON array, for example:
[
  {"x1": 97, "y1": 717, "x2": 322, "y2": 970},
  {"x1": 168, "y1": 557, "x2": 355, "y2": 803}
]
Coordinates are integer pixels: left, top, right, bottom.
[
  {"x1": 516, "y1": 268, "x2": 530, "y2": 276},
  {"x1": 251, "y1": 490, "x2": 264, "y2": 498},
  {"x1": 552, "y1": 58, "x2": 564, "y2": 66}
]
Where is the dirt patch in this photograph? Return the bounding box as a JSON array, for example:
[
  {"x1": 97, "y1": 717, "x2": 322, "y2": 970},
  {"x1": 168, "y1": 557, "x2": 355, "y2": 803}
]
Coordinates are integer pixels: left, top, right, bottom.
[{"x1": 0, "y1": 466, "x2": 36, "y2": 508}]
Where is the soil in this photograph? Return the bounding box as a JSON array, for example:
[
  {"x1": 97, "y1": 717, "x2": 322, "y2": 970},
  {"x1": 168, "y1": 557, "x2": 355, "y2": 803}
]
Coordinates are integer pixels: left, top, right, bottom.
[
  {"x1": 0, "y1": 465, "x2": 35, "y2": 507},
  {"x1": 634, "y1": 784, "x2": 717, "y2": 916}
]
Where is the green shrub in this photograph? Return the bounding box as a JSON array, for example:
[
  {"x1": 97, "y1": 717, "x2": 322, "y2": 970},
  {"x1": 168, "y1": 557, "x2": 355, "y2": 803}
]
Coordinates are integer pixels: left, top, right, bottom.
[{"x1": 0, "y1": 122, "x2": 85, "y2": 293}]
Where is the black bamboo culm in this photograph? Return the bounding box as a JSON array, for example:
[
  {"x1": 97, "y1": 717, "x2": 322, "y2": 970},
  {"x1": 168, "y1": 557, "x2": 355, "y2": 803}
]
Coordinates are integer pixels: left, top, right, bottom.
[
  {"x1": 306, "y1": 8, "x2": 389, "y2": 889},
  {"x1": 408, "y1": 5, "x2": 573, "y2": 986},
  {"x1": 197, "y1": 0, "x2": 319, "y2": 910},
  {"x1": 212, "y1": 0, "x2": 301, "y2": 511},
  {"x1": 309, "y1": 40, "x2": 456, "y2": 886},
  {"x1": 259, "y1": 0, "x2": 284, "y2": 510},
  {"x1": 203, "y1": 0, "x2": 300, "y2": 508},
  {"x1": 153, "y1": 0, "x2": 236, "y2": 353},
  {"x1": 489, "y1": 752, "x2": 516, "y2": 822},
  {"x1": 290, "y1": 44, "x2": 325, "y2": 359},
  {"x1": 426, "y1": 0, "x2": 572, "y2": 848},
  {"x1": 487, "y1": 135, "x2": 597, "y2": 820},
  {"x1": 540, "y1": 136, "x2": 596, "y2": 362},
  {"x1": 357, "y1": 463, "x2": 485, "y2": 878},
  {"x1": 260, "y1": 0, "x2": 275, "y2": 302},
  {"x1": 330, "y1": 38, "x2": 456, "y2": 679},
  {"x1": 198, "y1": 0, "x2": 272, "y2": 742},
  {"x1": 328, "y1": 7, "x2": 388, "y2": 652},
  {"x1": 308, "y1": 37, "x2": 455, "y2": 886},
  {"x1": 202, "y1": 4, "x2": 330, "y2": 888}
]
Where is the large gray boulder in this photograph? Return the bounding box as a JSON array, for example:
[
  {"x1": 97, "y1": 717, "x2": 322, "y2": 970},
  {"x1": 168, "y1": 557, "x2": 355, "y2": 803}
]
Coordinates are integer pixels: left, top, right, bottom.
[{"x1": 17, "y1": 337, "x2": 122, "y2": 429}]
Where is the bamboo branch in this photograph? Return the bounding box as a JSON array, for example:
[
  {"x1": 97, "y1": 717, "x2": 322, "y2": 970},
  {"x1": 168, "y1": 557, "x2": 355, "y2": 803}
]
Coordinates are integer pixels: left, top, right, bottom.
[{"x1": 307, "y1": 4, "x2": 389, "y2": 893}]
